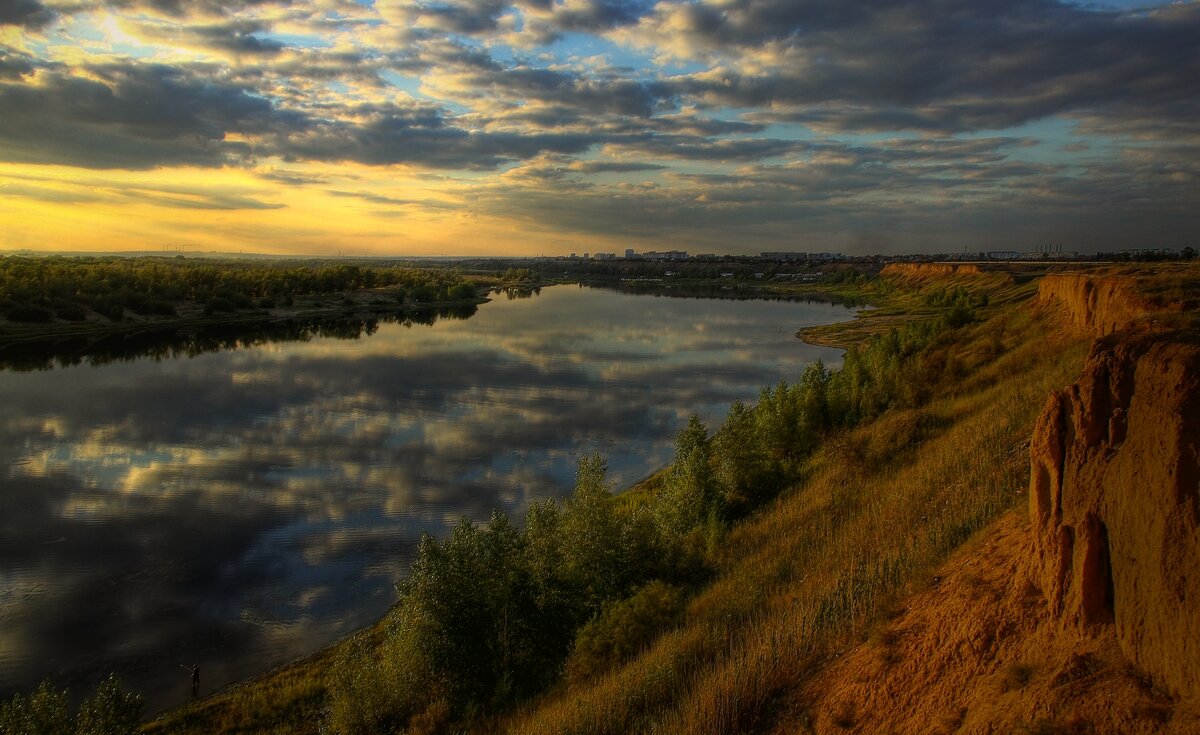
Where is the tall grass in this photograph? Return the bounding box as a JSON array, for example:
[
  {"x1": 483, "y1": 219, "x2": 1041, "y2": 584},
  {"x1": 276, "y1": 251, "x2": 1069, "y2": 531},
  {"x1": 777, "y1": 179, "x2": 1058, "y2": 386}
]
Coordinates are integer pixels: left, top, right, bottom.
[{"x1": 505, "y1": 303, "x2": 1088, "y2": 735}]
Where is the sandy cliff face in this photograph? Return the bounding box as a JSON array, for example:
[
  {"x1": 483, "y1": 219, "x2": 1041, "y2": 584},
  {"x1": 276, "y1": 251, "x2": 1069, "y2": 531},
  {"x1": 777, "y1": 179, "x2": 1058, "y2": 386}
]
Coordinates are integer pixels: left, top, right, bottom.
[
  {"x1": 1036, "y1": 273, "x2": 1166, "y2": 336},
  {"x1": 880, "y1": 263, "x2": 983, "y2": 279},
  {"x1": 1028, "y1": 331, "x2": 1200, "y2": 700}
]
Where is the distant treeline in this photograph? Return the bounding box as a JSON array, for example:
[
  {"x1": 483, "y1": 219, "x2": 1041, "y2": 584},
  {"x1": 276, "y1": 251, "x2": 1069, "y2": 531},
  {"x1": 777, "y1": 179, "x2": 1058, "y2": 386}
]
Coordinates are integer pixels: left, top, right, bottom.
[
  {"x1": 324, "y1": 298, "x2": 982, "y2": 733},
  {"x1": 0, "y1": 305, "x2": 478, "y2": 372},
  {"x1": 0, "y1": 257, "x2": 478, "y2": 324}
]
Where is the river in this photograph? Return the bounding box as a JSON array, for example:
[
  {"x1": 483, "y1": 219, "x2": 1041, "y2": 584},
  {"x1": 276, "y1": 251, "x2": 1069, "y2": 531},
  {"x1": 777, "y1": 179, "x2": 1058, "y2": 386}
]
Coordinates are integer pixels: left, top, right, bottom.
[{"x1": 0, "y1": 284, "x2": 852, "y2": 712}]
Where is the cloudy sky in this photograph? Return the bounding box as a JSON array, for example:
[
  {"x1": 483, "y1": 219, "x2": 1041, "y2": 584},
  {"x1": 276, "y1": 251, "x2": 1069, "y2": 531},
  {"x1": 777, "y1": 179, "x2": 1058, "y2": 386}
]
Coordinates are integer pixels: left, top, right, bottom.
[{"x1": 0, "y1": 0, "x2": 1196, "y2": 256}]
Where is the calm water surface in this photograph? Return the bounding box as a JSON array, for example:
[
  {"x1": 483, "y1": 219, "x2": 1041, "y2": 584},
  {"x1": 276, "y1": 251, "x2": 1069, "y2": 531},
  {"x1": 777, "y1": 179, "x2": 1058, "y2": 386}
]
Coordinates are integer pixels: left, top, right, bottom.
[{"x1": 0, "y1": 286, "x2": 850, "y2": 711}]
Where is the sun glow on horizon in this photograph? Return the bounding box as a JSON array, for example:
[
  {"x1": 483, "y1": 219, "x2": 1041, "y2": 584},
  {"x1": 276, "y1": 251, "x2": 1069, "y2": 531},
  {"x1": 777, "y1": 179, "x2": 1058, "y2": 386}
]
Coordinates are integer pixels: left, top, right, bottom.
[{"x1": 1, "y1": 0, "x2": 1197, "y2": 255}]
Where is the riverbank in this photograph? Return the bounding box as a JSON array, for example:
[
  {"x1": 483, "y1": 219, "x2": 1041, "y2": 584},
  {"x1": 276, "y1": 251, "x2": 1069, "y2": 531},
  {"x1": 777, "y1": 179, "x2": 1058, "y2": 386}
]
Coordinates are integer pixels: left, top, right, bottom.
[{"x1": 137, "y1": 275, "x2": 915, "y2": 734}]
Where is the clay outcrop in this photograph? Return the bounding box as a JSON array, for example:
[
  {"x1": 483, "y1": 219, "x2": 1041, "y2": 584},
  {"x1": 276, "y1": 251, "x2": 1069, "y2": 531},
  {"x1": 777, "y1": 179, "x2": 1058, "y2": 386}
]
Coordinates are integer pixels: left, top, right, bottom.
[
  {"x1": 880, "y1": 263, "x2": 983, "y2": 279},
  {"x1": 1037, "y1": 273, "x2": 1164, "y2": 337},
  {"x1": 1028, "y1": 330, "x2": 1200, "y2": 701}
]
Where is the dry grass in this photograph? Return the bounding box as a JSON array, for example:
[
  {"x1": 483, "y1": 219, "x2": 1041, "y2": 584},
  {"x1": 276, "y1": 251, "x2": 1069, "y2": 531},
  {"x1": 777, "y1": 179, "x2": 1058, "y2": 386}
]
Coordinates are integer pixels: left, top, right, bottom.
[{"x1": 504, "y1": 299, "x2": 1089, "y2": 735}]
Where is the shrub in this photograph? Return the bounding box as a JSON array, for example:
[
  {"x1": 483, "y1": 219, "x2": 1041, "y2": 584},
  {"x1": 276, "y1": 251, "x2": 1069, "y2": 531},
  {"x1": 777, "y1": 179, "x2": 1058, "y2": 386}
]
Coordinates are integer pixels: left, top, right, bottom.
[{"x1": 565, "y1": 581, "x2": 686, "y2": 683}]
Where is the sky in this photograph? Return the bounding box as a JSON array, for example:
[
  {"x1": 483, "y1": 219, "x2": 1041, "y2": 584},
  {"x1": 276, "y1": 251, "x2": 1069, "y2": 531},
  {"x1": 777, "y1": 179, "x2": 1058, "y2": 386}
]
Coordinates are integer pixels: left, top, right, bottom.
[{"x1": 0, "y1": 0, "x2": 1197, "y2": 257}]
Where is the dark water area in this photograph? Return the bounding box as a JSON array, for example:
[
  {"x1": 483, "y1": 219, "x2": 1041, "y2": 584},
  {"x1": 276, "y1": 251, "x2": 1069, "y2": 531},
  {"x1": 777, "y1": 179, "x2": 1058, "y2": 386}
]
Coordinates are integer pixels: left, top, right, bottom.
[{"x1": 0, "y1": 285, "x2": 853, "y2": 713}]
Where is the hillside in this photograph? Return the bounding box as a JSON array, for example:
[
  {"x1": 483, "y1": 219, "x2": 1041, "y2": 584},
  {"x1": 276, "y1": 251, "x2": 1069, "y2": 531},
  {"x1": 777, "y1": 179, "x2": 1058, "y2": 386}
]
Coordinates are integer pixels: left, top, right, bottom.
[
  {"x1": 779, "y1": 269, "x2": 1200, "y2": 733},
  {"x1": 130, "y1": 264, "x2": 1198, "y2": 734}
]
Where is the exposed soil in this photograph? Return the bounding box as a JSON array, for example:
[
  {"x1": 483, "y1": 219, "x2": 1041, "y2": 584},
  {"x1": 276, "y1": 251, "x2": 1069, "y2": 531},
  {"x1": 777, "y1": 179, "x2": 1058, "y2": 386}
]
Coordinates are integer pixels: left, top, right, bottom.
[{"x1": 785, "y1": 514, "x2": 1199, "y2": 735}]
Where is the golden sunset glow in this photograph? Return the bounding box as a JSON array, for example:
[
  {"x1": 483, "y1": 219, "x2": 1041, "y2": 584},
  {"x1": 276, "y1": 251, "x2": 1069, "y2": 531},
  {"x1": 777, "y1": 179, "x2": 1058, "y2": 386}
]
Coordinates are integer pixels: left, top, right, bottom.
[{"x1": 1, "y1": 0, "x2": 1197, "y2": 255}]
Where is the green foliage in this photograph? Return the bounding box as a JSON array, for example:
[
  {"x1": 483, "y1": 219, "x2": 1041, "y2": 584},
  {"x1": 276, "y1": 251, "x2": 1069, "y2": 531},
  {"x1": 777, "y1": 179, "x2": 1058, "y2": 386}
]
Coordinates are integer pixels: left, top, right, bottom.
[
  {"x1": 0, "y1": 256, "x2": 475, "y2": 325},
  {"x1": 565, "y1": 581, "x2": 686, "y2": 683},
  {"x1": 712, "y1": 399, "x2": 776, "y2": 513},
  {"x1": 501, "y1": 268, "x2": 533, "y2": 282},
  {"x1": 319, "y1": 282, "x2": 993, "y2": 733},
  {"x1": 656, "y1": 416, "x2": 721, "y2": 540},
  {"x1": 0, "y1": 681, "x2": 70, "y2": 735},
  {"x1": 0, "y1": 677, "x2": 142, "y2": 735},
  {"x1": 324, "y1": 626, "x2": 432, "y2": 735},
  {"x1": 75, "y1": 676, "x2": 142, "y2": 735}
]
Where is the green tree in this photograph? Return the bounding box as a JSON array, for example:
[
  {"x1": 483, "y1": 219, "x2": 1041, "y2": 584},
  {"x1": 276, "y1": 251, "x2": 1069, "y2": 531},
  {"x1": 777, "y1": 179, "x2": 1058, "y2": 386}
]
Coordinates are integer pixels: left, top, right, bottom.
[
  {"x1": 656, "y1": 415, "x2": 720, "y2": 541},
  {"x1": 75, "y1": 676, "x2": 142, "y2": 735},
  {"x1": 560, "y1": 453, "x2": 628, "y2": 616},
  {"x1": 0, "y1": 680, "x2": 70, "y2": 735}
]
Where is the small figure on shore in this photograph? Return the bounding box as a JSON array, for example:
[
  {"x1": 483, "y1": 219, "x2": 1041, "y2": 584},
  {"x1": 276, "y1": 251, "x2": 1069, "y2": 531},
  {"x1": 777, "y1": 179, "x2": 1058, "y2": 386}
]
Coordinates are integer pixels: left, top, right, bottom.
[{"x1": 179, "y1": 663, "x2": 199, "y2": 697}]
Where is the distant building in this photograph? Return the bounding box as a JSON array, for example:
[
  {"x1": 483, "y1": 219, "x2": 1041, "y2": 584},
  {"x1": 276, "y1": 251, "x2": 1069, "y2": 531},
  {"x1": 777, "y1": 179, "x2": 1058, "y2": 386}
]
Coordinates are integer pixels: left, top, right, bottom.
[
  {"x1": 624, "y1": 248, "x2": 636, "y2": 259},
  {"x1": 643, "y1": 250, "x2": 688, "y2": 261}
]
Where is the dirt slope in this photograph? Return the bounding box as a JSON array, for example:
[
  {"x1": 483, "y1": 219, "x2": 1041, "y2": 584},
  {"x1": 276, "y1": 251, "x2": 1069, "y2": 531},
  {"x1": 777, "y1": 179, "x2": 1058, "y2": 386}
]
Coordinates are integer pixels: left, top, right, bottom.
[
  {"x1": 789, "y1": 514, "x2": 1197, "y2": 735},
  {"x1": 789, "y1": 277, "x2": 1199, "y2": 734}
]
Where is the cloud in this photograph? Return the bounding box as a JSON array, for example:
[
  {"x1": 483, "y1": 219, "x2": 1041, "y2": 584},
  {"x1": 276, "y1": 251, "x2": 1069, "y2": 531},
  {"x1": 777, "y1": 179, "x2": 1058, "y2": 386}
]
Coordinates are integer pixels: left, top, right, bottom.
[
  {"x1": 3, "y1": 0, "x2": 1198, "y2": 253},
  {"x1": 0, "y1": 0, "x2": 56, "y2": 28},
  {"x1": 130, "y1": 18, "x2": 286, "y2": 56},
  {"x1": 0, "y1": 63, "x2": 289, "y2": 168},
  {"x1": 110, "y1": 0, "x2": 286, "y2": 18},
  {"x1": 274, "y1": 103, "x2": 599, "y2": 167},
  {"x1": 645, "y1": 0, "x2": 1200, "y2": 134}
]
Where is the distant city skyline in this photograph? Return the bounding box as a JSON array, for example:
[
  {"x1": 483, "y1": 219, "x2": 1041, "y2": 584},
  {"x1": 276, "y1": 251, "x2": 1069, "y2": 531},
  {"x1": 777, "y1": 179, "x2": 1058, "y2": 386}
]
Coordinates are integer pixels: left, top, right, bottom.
[{"x1": 1, "y1": 0, "x2": 1197, "y2": 256}]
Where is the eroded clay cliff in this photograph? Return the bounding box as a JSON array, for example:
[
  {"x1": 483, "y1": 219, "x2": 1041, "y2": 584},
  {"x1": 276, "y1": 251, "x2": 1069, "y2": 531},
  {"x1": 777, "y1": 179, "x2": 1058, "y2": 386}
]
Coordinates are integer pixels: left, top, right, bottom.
[
  {"x1": 1037, "y1": 273, "x2": 1181, "y2": 337},
  {"x1": 1028, "y1": 330, "x2": 1200, "y2": 701}
]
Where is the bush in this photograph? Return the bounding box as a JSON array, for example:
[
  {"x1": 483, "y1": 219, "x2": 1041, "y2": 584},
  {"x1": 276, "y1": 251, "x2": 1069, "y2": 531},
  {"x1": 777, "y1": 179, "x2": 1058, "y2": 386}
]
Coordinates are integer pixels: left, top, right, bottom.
[{"x1": 565, "y1": 581, "x2": 686, "y2": 683}]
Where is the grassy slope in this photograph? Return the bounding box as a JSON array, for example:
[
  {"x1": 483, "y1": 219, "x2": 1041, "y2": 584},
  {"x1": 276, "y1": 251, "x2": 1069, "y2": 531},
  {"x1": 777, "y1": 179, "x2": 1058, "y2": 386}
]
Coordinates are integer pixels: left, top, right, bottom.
[
  {"x1": 502, "y1": 276, "x2": 1089, "y2": 734},
  {"x1": 145, "y1": 266, "x2": 1089, "y2": 734}
]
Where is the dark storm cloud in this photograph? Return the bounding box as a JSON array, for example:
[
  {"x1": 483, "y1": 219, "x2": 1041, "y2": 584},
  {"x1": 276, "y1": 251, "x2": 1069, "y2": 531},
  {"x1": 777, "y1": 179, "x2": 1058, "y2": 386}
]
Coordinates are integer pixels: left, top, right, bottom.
[
  {"x1": 0, "y1": 0, "x2": 56, "y2": 27},
  {"x1": 518, "y1": 0, "x2": 654, "y2": 43},
  {"x1": 0, "y1": 47, "x2": 37, "y2": 79},
  {"x1": 112, "y1": 0, "x2": 284, "y2": 17},
  {"x1": 136, "y1": 19, "x2": 286, "y2": 56},
  {"x1": 0, "y1": 62, "x2": 601, "y2": 169},
  {"x1": 411, "y1": 0, "x2": 649, "y2": 37},
  {"x1": 659, "y1": 0, "x2": 1200, "y2": 133},
  {"x1": 275, "y1": 104, "x2": 598, "y2": 167},
  {"x1": 613, "y1": 135, "x2": 804, "y2": 161},
  {"x1": 573, "y1": 160, "x2": 665, "y2": 173},
  {"x1": 420, "y1": 0, "x2": 508, "y2": 33},
  {"x1": 449, "y1": 65, "x2": 675, "y2": 118},
  {"x1": 548, "y1": 0, "x2": 652, "y2": 30},
  {"x1": 0, "y1": 63, "x2": 293, "y2": 168}
]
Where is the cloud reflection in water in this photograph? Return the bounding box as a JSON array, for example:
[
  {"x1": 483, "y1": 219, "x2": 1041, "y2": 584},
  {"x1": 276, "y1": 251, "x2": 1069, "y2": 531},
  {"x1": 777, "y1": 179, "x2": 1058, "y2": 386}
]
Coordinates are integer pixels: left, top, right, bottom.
[{"x1": 0, "y1": 285, "x2": 850, "y2": 711}]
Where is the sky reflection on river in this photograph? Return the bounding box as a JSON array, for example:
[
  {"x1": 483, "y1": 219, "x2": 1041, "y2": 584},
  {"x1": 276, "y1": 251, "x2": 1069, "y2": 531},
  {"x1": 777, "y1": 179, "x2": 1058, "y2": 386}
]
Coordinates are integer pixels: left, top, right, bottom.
[{"x1": 0, "y1": 285, "x2": 850, "y2": 711}]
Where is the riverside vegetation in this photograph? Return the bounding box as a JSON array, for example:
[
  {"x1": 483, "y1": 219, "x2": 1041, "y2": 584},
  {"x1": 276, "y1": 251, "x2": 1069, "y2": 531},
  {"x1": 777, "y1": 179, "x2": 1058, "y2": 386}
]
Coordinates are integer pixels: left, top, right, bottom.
[
  {"x1": 0, "y1": 256, "x2": 482, "y2": 335},
  {"x1": 2, "y1": 263, "x2": 1102, "y2": 734}
]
